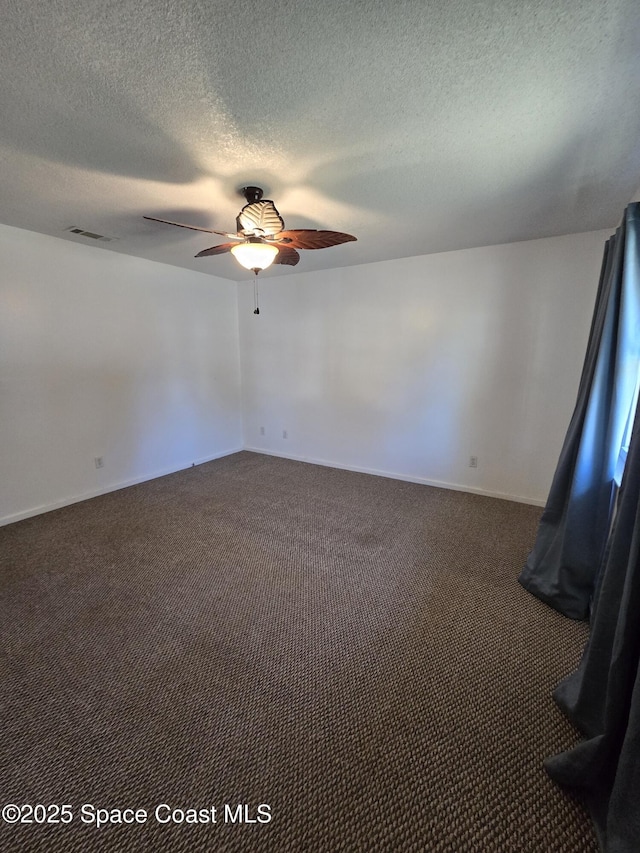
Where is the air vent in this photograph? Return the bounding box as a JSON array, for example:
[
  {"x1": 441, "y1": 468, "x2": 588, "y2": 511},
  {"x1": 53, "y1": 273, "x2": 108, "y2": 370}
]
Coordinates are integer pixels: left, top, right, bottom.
[{"x1": 65, "y1": 227, "x2": 115, "y2": 242}]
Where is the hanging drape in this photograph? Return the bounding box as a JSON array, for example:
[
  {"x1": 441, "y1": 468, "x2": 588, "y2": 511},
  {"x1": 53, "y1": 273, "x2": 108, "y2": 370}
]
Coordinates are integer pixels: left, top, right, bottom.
[
  {"x1": 544, "y1": 389, "x2": 640, "y2": 852},
  {"x1": 519, "y1": 202, "x2": 640, "y2": 620},
  {"x1": 518, "y1": 202, "x2": 640, "y2": 851}
]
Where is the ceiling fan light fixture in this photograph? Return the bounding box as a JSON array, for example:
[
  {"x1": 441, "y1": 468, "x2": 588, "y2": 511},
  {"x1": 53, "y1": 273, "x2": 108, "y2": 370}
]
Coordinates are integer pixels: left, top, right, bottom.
[{"x1": 231, "y1": 238, "x2": 278, "y2": 271}]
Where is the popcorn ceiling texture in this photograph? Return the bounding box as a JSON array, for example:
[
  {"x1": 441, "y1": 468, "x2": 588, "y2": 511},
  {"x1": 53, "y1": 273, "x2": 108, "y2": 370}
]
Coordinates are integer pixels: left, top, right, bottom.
[{"x1": 0, "y1": 0, "x2": 639, "y2": 279}]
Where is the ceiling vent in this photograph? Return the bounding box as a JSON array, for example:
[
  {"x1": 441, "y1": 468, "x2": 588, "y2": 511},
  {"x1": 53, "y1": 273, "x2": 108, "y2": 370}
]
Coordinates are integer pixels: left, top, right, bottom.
[{"x1": 65, "y1": 227, "x2": 115, "y2": 242}]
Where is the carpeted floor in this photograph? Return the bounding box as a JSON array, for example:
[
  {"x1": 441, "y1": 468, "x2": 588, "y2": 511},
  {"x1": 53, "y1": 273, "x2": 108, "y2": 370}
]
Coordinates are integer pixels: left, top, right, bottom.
[{"x1": 1, "y1": 451, "x2": 597, "y2": 852}]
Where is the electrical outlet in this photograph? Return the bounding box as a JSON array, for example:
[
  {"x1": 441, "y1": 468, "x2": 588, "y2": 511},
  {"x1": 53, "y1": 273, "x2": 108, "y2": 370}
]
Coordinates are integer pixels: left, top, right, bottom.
[
  {"x1": 94, "y1": 456, "x2": 104, "y2": 469},
  {"x1": 282, "y1": 430, "x2": 288, "y2": 439},
  {"x1": 469, "y1": 456, "x2": 478, "y2": 468},
  {"x1": 260, "y1": 426, "x2": 265, "y2": 436}
]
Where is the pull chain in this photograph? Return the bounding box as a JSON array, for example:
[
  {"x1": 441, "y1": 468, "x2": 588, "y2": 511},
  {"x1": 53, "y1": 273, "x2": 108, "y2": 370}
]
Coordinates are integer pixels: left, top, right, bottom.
[{"x1": 253, "y1": 270, "x2": 260, "y2": 315}]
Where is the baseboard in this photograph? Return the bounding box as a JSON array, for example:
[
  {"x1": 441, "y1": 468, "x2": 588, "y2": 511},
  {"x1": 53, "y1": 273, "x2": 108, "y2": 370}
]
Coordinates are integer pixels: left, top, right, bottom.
[
  {"x1": 0, "y1": 446, "x2": 244, "y2": 527},
  {"x1": 243, "y1": 446, "x2": 546, "y2": 507},
  {"x1": 2, "y1": 445, "x2": 544, "y2": 526}
]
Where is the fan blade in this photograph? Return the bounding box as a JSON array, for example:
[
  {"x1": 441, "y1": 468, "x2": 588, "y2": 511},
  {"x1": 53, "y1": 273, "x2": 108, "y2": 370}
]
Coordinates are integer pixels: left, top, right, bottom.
[
  {"x1": 144, "y1": 216, "x2": 239, "y2": 239},
  {"x1": 273, "y1": 229, "x2": 356, "y2": 250},
  {"x1": 274, "y1": 245, "x2": 300, "y2": 266},
  {"x1": 195, "y1": 242, "x2": 236, "y2": 258},
  {"x1": 237, "y1": 200, "x2": 285, "y2": 236}
]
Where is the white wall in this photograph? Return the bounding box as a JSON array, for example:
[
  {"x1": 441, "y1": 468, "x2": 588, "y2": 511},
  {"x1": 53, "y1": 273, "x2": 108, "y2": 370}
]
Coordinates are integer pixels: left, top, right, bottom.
[
  {"x1": 1, "y1": 222, "x2": 613, "y2": 522},
  {"x1": 1, "y1": 224, "x2": 242, "y2": 524},
  {"x1": 239, "y1": 229, "x2": 611, "y2": 504}
]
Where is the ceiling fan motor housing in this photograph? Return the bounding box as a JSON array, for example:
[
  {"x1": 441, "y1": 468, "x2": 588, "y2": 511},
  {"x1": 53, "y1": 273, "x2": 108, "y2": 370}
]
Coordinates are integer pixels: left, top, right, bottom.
[{"x1": 240, "y1": 186, "x2": 264, "y2": 203}]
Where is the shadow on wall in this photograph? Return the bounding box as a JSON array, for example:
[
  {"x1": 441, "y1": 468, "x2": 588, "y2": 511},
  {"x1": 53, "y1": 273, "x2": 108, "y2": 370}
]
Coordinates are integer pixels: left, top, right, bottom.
[
  {"x1": 247, "y1": 269, "x2": 467, "y2": 478},
  {"x1": 1, "y1": 356, "x2": 239, "y2": 524},
  {"x1": 238, "y1": 238, "x2": 588, "y2": 504},
  {"x1": 126, "y1": 311, "x2": 241, "y2": 473},
  {"x1": 0, "y1": 243, "x2": 242, "y2": 524}
]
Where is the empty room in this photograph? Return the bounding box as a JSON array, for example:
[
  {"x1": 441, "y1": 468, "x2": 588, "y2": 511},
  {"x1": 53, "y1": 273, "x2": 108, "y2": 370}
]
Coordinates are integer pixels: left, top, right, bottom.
[{"x1": 1, "y1": 1, "x2": 639, "y2": 851}]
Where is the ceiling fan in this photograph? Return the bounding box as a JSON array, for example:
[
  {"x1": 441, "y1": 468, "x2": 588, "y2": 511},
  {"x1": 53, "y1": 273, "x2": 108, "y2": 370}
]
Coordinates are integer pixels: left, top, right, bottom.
[
  {"x1": 145, "y1": 186, "x2": 357, "y2": 308},
  {"x1": 144, "y1": 187, "x2": 357, "y2": 314}
]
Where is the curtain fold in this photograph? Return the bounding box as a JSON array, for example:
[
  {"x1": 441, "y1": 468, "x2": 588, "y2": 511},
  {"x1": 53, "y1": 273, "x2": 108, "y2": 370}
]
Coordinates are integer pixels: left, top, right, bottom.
[
  {"x1": 518, "y1": 202, "x2": 640, "y2": 850},
  {"x1": 519, "y1": 203, "x2": 640, "y2": 619},
  {"x1": 543, "y1": 392, "x2": 640, "y2": 851}
]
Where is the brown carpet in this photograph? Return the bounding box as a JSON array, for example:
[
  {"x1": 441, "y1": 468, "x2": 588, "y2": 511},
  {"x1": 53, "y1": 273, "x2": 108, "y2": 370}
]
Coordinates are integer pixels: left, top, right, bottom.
[{"x1": 1, "y1": 451, "x2": 597, "y2": 852}]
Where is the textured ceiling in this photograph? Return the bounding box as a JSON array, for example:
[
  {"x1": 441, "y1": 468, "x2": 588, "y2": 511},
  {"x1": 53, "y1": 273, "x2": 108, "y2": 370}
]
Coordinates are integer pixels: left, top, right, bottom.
[{"x1": 1, "y1": 0, "x2": 640, "y2": 281}]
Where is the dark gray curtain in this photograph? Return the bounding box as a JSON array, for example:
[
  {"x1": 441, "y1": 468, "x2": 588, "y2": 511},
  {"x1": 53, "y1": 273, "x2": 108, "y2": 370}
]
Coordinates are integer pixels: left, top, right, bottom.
[
  {"x1": 519, "y1": 202, "x2": 640, "y2": 619},
  {"x1": 518, "y1": 203, "x2": 640, "y2": 850},
  {"x1": 544, "y1": 394, "x2": 640, "y2": 851}
]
